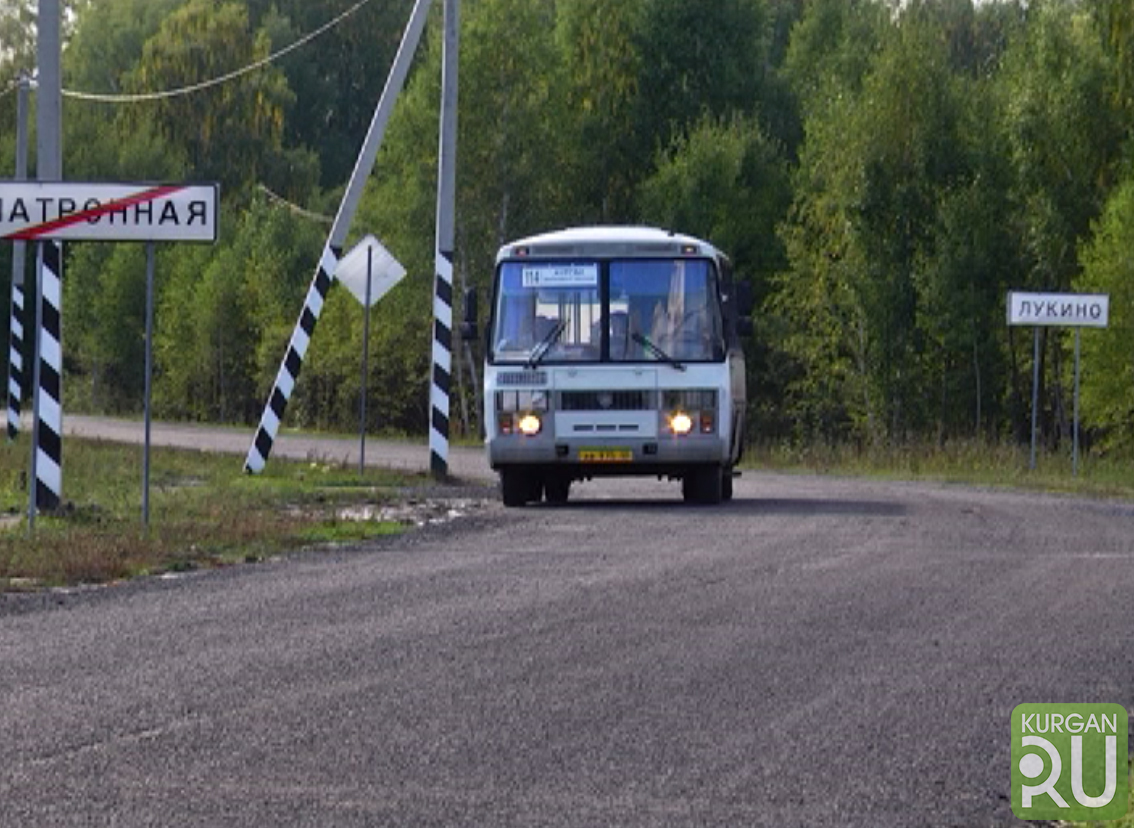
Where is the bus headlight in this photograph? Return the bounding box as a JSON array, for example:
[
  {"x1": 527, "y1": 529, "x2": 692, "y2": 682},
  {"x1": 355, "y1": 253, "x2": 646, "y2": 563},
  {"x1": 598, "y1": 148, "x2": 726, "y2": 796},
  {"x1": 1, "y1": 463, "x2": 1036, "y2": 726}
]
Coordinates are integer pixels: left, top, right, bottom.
[
  {"x1": 663, "y1": 389, "x2": 718, "y2": 436},
  {"x1": 517, "y1": 413, "x2": 542, "y2": 436},
  {"x1": 496, "y1": 389, "x2": 548, "y2": 437},
  {"x1": 668, "y1": 411, "x2": 694, "y2": 435}
]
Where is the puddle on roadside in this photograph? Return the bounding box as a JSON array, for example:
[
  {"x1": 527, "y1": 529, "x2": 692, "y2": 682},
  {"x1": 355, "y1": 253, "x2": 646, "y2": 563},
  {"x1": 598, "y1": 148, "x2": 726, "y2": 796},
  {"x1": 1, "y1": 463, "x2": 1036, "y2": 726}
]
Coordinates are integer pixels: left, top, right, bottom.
[{"x1": 336, "y1": 498, "x2": 481, "y2": 528}]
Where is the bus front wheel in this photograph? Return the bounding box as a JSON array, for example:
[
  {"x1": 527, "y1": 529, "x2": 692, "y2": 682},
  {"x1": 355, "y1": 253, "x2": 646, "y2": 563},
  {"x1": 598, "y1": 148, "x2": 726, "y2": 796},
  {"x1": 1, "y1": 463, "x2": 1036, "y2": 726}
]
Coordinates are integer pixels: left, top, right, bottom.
[
  {"x1": 544, "y1": 475, "x2": 571, "y2": 504},
  {"x1": 501, "y1": 468, "x2": 541, "y2": 507},
  {"x1": 682, "y1": 465, "x2": 723, "y2": 505}
]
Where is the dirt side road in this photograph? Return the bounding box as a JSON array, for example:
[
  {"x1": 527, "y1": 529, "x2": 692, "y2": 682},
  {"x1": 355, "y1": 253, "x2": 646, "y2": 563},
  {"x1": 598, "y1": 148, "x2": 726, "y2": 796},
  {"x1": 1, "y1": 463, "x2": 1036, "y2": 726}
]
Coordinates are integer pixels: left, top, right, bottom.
[
  {"x1": 62, "y1": 414, "x2": 494, "y2": 481},
  {"x1": 3, "y1": 417, "x2": 1131, "y2": 826}
]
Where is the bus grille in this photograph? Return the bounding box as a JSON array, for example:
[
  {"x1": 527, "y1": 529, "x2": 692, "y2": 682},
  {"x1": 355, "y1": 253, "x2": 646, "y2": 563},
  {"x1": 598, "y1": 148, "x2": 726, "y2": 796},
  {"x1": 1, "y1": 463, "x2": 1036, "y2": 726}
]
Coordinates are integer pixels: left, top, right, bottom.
[
  {"x1": 558, "y1": 390, "x2": 655, "y2": 411},
  {"x1": 497, "y1": 370, "x2": 547, "y2": 386}
]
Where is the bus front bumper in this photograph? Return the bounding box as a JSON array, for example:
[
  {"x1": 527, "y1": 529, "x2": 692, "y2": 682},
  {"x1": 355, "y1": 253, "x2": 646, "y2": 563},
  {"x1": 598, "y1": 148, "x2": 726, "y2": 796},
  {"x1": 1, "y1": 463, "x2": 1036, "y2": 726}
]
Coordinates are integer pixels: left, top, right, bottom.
[{"x1": 488, "y1": 434, "x2": 728, "y2": 473}]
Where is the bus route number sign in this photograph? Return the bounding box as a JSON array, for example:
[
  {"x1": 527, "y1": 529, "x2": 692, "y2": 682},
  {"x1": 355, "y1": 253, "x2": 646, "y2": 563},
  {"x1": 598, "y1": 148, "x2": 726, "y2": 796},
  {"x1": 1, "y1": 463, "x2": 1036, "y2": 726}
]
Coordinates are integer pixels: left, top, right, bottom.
[{"x1": 521, "y1": 264, "x2": 598, "y2": 289}]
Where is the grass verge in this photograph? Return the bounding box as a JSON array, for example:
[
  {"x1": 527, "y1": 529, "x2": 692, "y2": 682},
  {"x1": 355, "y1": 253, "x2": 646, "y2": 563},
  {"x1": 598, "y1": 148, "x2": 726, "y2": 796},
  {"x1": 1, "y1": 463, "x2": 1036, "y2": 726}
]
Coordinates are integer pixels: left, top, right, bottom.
[
  {"x1": 749, "y1": 439, "x2": 1134, "y2": 501},
  {"x1": 0, "y1": 437, "x2": 434, "y2": 590}
]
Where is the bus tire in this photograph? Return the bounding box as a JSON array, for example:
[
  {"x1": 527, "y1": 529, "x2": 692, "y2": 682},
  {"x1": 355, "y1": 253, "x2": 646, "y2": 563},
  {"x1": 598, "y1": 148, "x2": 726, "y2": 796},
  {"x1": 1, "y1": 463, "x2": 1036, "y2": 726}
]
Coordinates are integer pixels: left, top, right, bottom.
[
  {"x1": 501, "y1": 468, "x2": 539, "y2": 507},
  {"x1": 722, "y1": 467, "x2": 734, "y2": 502},
  {"x1": 544, "y1": 475, "x2": 571, "y2": 504},
  {"x1": 682, "y1": 465, "x2": 723, "y2": 505}
]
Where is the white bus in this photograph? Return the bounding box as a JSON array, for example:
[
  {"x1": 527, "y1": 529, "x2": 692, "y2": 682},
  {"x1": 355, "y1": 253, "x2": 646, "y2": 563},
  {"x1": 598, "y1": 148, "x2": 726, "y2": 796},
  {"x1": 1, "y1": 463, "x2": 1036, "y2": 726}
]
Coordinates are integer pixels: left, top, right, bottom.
[{"x1": 464, "y1": 226, "x2": 750, "y2": 506}]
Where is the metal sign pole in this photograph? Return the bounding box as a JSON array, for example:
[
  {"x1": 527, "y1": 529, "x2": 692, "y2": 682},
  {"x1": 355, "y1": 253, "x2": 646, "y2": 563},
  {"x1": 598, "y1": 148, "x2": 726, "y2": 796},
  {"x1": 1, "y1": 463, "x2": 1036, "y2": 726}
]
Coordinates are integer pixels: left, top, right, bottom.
[
  {"x1": 359, "y1": 247, "x2": 372, "y2": 477},
  {"x1": 1073, "y1": 328, "x2": 1081, "y2": 477},
  {"x1": 1030, "y1": 327, "x2": 1039, "y2": 471},
  {"x1": 143, "y1": 242, "x2": 156, "y2": 526},
  {"x1": 27, "y1": 244, "x2": 43, "y2": 534},
  {"x1": 1009, "y1": 291, "x2": 1108, "y2": 475}
]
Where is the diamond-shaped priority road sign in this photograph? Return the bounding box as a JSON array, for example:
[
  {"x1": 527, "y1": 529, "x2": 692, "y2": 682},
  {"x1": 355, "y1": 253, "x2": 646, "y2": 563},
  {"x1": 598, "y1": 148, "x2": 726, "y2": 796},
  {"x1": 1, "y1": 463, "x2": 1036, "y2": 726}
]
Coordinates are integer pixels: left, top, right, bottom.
[
  {"x1": 336, "y1": 235, "x2": 406, "y2": 307},
  {"x1": 0, "y1": 181, "x2": 218, "y2": 243}
]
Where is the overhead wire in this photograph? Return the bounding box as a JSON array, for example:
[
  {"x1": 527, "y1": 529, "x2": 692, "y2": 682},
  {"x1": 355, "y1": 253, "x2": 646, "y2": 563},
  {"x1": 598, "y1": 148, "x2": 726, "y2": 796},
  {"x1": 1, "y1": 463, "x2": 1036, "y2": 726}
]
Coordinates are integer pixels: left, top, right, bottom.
[
  {"x1": 257, "y1": 184, "x2": 334, "y2": 225},
  {"x1": 60, "y1": 0, "x2": 376, "y2": 103},
  {"x1": 6, "y1": 2, "x2": 376, "y2": 222}
]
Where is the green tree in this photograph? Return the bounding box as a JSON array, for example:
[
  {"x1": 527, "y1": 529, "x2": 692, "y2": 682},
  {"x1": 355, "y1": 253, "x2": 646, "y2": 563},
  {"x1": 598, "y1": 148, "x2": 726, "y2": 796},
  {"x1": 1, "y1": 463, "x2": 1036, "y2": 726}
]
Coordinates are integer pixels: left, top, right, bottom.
[
  {"x1": 122, "y1": 0, "x2": 294, "y2": 198},
  {"x1": 64, "y1": 244, "x2": 149, "y2": 413},
  {"x1": 775, "y1": 4, "x2": 970, "y2": 443},
  {"x1": 152, "y1": 196, "x2": 323, "y2": 422},
  {"x1": 773, "y1": 82, "x2": 872, "y2": 442},
  {"x1": 555, "y1": 0, "x2": 645, "y2": 221},
  {"x1": 63, "y1": 0, "x2": 186, "y2": 94},
  {"x1": 251, "y1": 0, "x2": 416, "y2": 188},
  {"x1": 632, "y1": 0, "x2": 771, "y2": 165},
  {"x1": 1, "y1": 0, "x2": 91, "y2": 83},
  {"x1": 781, "y1": 0, "x2": 886, "y2": 118},
  {"x1": 1075, "y1": 178, "x2": 1134, "y2": 452},
  {"x1": 1095, "y1": 0, "x2": 1134, "y2": 125},
  {"x1": 997, "y1": 0, "x2": 1123, "y2": 445},
  {"x1": 639, "y1": 115, "x2": 789, "y2": 291},
  {"x1": 1000, "y1": 1, "x2": 1121, "y2": 293}
]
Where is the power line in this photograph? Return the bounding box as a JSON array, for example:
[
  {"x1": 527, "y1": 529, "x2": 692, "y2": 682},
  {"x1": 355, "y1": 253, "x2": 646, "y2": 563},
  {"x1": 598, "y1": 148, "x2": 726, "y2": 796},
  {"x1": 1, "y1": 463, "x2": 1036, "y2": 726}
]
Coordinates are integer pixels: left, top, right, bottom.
[
  {"x1": 257, "y1": 184, "x2": 333, "y2": 225},
  {"x1": 61, "y1": 0, "x2": 376, "y2": 104}
]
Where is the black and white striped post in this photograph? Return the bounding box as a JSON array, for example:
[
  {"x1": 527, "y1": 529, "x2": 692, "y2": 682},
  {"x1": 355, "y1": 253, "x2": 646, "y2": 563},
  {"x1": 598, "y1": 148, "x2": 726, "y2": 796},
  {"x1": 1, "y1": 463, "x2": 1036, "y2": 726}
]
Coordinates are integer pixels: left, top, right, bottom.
[
  {"x1": 429, "y1": 0, "x2": 459, "y2": 479},
  {"x1": 5, "y1": 281, "x2": 23, "y2": 441},
  {"x1": 245, "y1": 248, "x2": 337, "y2": 473},
  {"x1": 244, "y1": 0, "x2": 433, "y2": 473},
  {"x1": 31, "y1": 241, "x2": 63, "y2": 511},
  {"x1": 5, "y1": 74, "x2": 29, "y2": 442}
]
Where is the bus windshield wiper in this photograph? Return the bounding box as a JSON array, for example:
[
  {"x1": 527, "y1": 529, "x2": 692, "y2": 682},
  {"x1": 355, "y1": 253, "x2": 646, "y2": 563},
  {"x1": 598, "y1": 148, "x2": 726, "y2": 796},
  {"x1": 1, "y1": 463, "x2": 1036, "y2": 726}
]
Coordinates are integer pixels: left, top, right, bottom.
[
  {"x1": 527, "y1": 319, "x2": 566, "y2": 368},
  {"x1": 632, "y1": 331, "x2": 686, "y2": 371}
]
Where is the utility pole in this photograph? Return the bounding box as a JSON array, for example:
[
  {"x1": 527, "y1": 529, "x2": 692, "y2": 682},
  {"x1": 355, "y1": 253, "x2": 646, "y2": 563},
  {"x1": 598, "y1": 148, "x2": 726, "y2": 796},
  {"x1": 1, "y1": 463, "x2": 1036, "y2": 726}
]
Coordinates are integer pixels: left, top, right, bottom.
[
  {"x1": 31, "y1": 0, "x2": 64, "y2": 516},
  {"x1": 429, "y1": 0, "x2": 460, "y2": 479}
]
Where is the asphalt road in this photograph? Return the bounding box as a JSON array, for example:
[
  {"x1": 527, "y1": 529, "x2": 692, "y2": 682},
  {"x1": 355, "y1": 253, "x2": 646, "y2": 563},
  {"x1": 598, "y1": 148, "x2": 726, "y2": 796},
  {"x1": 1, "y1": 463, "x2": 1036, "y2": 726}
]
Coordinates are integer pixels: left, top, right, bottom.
[{"x1": 3, "y1": 418, "x2": 1133, "y2": 826}]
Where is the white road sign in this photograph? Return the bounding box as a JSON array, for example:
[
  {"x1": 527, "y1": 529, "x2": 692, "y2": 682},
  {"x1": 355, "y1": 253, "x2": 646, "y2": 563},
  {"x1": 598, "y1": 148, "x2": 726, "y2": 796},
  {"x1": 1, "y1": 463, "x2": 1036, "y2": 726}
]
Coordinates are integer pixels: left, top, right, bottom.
[
  {"x1": 1007, "y1": 291, "x2": 1109, "y2": 328},
  {"x1": 336, "y1": 235, "x2": 406, "y2": 307},
  {"x1": 0, "y1": 181, "x2": 218, "y2": 242}
]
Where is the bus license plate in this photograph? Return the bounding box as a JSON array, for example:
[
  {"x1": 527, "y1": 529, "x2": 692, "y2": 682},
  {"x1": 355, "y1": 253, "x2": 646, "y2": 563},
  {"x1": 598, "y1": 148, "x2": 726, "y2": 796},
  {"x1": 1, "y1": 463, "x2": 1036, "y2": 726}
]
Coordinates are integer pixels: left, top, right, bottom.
[{"x1": 579, "y1": 448, "x2": 633, "y2": 463}]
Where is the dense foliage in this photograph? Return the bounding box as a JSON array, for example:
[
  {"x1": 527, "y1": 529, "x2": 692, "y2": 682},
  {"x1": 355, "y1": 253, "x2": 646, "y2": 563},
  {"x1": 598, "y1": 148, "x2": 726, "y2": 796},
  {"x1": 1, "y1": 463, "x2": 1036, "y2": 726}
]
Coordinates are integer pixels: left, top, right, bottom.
[{"x1": 3, "y1": 0, "x2": 1134, "y2": 450}]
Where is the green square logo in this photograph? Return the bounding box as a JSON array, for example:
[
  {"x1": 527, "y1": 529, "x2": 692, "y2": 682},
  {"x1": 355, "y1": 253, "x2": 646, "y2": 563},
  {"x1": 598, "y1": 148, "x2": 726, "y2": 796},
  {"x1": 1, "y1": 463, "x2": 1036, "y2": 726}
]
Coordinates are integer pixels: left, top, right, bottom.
[{"x1": 1012, "y1": 703, "x2": 1128, "y2": 820}]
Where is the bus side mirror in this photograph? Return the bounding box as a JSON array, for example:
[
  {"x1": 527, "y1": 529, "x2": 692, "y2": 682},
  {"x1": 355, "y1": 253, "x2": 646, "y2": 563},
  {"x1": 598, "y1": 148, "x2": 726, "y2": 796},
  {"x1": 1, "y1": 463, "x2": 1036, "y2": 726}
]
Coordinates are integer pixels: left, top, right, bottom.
[
  {"x1": 733, "y1": 280, "x2": 754, "y2": 337},
  {"x1": 736, "y1": 281, "x2": 754, "y2": 317},
  {"x1": 460, "y1": 288, "x2": 478, "y2": 341}
]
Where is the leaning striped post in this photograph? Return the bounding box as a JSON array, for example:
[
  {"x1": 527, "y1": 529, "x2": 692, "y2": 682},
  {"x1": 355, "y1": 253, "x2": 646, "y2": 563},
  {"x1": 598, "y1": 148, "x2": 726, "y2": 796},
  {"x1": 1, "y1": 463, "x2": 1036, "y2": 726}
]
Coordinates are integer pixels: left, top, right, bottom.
[
  {"x1": 6, "y1": 75, "x2": 29, "y2": 441},
  {"x1": 244, "y1": 0, "x2": 433, "y2": 473},
  {"x1": 429, "y1": 0, "x2": 459, "y2": 479},
  {"x1": 245, "y1": 248, "x2": 337, "y2": 473}
]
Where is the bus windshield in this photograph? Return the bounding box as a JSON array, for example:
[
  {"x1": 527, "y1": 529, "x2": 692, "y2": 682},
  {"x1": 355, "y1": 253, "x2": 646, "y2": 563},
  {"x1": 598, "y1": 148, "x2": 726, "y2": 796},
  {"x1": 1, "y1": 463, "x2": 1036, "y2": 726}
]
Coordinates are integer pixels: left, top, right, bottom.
[{"x1": 491, "y1": 258, "x2": 724, "y2": 364}]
